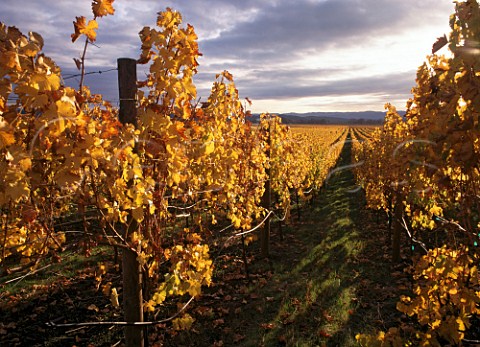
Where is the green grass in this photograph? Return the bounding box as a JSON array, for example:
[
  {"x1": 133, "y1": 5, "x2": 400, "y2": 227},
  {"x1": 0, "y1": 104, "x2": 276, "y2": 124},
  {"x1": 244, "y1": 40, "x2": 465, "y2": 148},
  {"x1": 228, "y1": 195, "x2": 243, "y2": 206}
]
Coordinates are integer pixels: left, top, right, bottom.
[
  {"x1": 217, "y1": 133, "x2": 383, "y2": 347},
  {"x1": 0, "y1": 245, "x2": 112, "y2": 297},
  {"x1": 204, "y1": 131, "x2": 402, "y2": 347}
]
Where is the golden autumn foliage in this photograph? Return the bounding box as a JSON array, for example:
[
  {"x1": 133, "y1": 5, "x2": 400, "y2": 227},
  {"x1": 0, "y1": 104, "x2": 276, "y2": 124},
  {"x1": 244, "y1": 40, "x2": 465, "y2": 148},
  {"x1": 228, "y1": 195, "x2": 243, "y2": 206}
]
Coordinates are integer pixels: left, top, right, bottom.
[
  {"x1": 357, "y1": 247, "x2": 480, "y2": 346},
  {"x1": 0, "y1": 1, "x2": 350, "y2": 334},
  {"x1": 355, "y1": 0, "x2": 480, "y2": 345}
]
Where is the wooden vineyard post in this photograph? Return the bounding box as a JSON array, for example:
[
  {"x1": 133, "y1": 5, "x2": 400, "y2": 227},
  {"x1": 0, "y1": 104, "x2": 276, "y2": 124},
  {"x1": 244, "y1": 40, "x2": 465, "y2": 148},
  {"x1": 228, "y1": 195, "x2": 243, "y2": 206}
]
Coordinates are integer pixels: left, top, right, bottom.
[
  {"x1": 261, "y1": 119, "x2": 271, "y2": 257},
  {"x1": 295, "y1": 190, "x2": 301, "y2": 221},
  {"x1": 117, "y1": 58, "x2": 144, "y2": 347},
  {"x1": 278, "y1": 219, "x2": 283, "y2": 242},
  {"x1": 392, "y1": 192, "x2": 402, "y2": 263},
  {"x1": 387, "y1": 196, "x2": 393, "y2": 244},
  {"x1": 118, "y1": 58, "x2": 137, "y2": 126}
]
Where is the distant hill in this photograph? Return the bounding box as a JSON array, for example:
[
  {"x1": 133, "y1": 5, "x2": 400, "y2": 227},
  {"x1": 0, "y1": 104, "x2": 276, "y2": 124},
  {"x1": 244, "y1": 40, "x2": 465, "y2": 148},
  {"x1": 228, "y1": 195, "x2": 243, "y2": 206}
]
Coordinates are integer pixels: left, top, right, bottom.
[{"x1": 250, "y1": 111, "x2": 400, "y2": 125}]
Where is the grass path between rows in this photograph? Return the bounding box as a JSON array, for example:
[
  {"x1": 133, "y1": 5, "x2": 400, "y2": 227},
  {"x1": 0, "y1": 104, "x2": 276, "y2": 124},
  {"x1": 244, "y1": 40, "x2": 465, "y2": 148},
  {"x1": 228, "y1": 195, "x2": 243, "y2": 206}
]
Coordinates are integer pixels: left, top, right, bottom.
[{"x1": 174, "y1": 130, "x2": 404, "y2": 347}]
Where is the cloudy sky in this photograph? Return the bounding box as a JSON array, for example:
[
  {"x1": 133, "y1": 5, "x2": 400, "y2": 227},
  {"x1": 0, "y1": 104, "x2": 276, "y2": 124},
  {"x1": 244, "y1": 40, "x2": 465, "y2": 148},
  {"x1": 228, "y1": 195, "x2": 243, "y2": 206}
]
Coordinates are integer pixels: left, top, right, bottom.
[{"x1": 1, "y1": 0, "x2": 454, "y2": 113}]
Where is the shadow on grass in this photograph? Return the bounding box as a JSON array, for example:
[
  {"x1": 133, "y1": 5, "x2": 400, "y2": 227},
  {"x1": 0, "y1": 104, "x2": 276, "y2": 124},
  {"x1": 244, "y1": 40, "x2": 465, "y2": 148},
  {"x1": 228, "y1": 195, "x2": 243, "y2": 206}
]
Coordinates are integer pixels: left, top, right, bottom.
[
  {"x1": 0, "y1": 247, "x2": 123, "y2": 347},
  {"x1": 162, "y1": 129, "x2": 400, "y2": 347},
  {"x1": 234, "y1": 130, "x2": 396, "y2": 347}
]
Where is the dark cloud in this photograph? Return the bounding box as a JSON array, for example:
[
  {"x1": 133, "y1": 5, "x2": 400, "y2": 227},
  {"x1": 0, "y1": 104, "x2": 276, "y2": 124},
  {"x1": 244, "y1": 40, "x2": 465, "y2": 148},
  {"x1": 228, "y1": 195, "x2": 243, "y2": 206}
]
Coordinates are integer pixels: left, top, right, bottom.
[
  {"x1": 236, "y1": 71, "x2": 416, "y2": 99},
  {"x1": 1, "y1": 0, "x2": 454, "y2": 112},
  {"x1": 198, "y1": 0, "x2": 451, "y2": 61}
]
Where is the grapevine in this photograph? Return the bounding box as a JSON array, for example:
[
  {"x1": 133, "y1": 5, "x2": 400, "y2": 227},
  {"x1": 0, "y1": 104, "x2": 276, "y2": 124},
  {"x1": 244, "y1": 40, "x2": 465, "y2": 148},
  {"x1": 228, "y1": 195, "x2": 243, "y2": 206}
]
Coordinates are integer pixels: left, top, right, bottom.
[
  {"x1": 355, "y1": 1, "x2": 480, "y2": 345},
  {"x1": 0, "y1": 2, "x2": 352, "y2": 345}
]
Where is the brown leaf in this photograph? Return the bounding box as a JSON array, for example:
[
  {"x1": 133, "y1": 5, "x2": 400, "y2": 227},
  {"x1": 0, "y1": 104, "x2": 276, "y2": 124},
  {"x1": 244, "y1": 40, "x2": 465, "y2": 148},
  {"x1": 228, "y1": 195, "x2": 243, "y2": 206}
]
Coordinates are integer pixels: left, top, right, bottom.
[
  {"x1": 217, "y1": 307, "x2": 229, "y2": 315},
  {"x1": 87, "y1": 304, "x2": 99, "y2": 312},
  {"x1": 432, "y1": 34, "x2": 448, "y2": 54},
  {"x1": 260, "y1": 322, "x2": 275, "y2": 330},
  {"x1": 291, "y1": 297, "x2": 301, "y2": 305},
  {"x1": 318, "y1": 330, "x2": 332, "y2": 338},
  {"x1": 322, "y1": 311, "x2": 334, "y2": 322},
  {"x1": 73, "y1": 58, "x2": 82, "y2": 70},
  {"x1": 92, "y1": 0, "x2": 115, "y2": 18},
  {"x1": 391, "y1": 271, "x2": 403, "y2": 278},
  {"x1": 233, "y1": 333, "x2": 245, "y2": 342},
  {"x1": 213, "y1": 319, "x2": 224, "y2": 327},
  {"x1": 196, "y1": 306, "x2": 214, "y2": 317}
]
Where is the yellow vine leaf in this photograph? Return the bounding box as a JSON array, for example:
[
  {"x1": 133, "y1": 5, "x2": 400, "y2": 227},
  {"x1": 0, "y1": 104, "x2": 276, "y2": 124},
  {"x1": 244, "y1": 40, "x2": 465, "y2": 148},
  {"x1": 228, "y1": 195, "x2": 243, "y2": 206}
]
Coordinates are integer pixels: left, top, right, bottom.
[
  {"x1": 201, "y1": 140, "x2": 215, "y2": 156},
  {"x1": 132, "y1": 206, "x2": 144, "y2": 222},
  {"x1": 101, "y1": 282, "x2": 112, "y2": 296},
  {"x1": 71, "y1": 16, "x2": 98, "y2": 42},
  {"x1": 144, "y1": 300, "x2": 156, "y2": 312},
  {"x1": 110, "y1": 287, "x2": 120, "y2": 308},
  {"x1": 171, "y1": 171, "x2": 181, "y2": 185},
  {"x1": 30, "y1": 72, "x2": 61, "y2": 92},
  {"x1": 172, "y1": 314, "x2": 194, "y2": 331},
  {"x1": 5, "y1": 179, "x2": 30, "y2": 202},
  {"x1": 54, "y1": 170, "x2": 81, "y2": 187},
  {"x1": 92, "y1": 0, "x2": 115, "y2": 18},
  {"x1": 56, "y1": 97, "x2": 76, "y2": 117},
  {"x1": 157, "y1": 8, "x2": 182, "y2": 30},
  {"x1": 0, "y1": 129, "x2": 15, "y2": 149},
  {"x1": 0, "y1": 51, "x2": 21, "y2": 71},
  {"x1": 152, "y1": 286, "x2": 167, "y2": 305}
]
